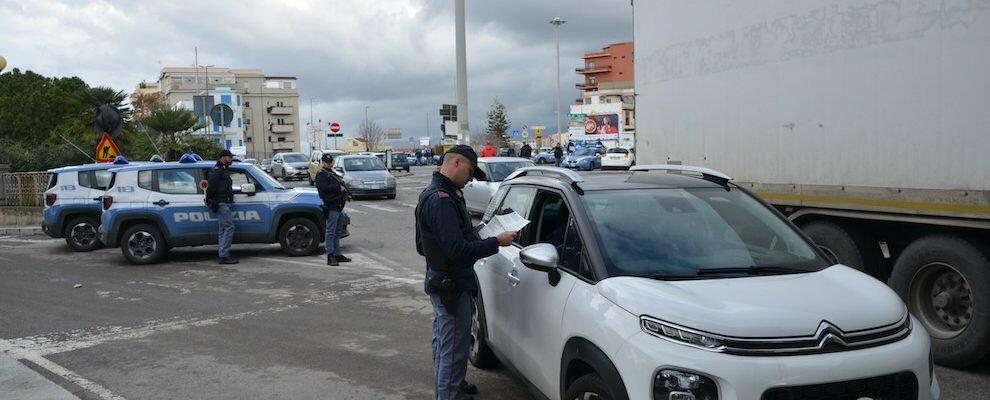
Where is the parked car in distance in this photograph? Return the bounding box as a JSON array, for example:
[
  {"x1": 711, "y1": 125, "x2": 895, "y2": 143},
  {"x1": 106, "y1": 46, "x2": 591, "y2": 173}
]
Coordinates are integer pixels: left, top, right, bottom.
[
  {"x1": 271, "y1": 152, "x2": 309, "y2": 181},
  {"x1": 332, "y1": 155, "x2": 396, "y2": 199},
  {"x1": 260, "y1": 159, "x2": 273, "y2": 174},
  {"x1": 600, "y1": 147, "x2": 635, "y2": 170},
  {"x1": 471, "y1": 165, "x2": 937, "y2": 400},
  {"x1": 463, "y1": 157, "x2": 535, "y2": 214},
  {"x1": 562, "y1": 147, "x2": 605, "y2": 170},
  {"x1": 241, "y1": 158, "x2": 258, "y2": 165},
  {"x1": 307, "y1": 149, "x2": 348, "y2": 185},
  {"x1": 389, "y1": 152, "x2": 411, "y2": 172}
]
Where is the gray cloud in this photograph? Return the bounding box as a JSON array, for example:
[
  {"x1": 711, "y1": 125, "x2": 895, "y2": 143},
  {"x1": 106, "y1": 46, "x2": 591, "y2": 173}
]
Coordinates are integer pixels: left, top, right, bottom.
[{"x1": 0, "y1": 0, "x2": 632, "y2": 146}]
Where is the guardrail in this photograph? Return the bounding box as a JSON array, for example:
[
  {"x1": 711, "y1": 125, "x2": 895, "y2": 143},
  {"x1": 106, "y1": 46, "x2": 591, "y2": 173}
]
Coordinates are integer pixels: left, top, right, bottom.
[{"x1": 0, "y1": 172, "x2": 51, "y2": 207}]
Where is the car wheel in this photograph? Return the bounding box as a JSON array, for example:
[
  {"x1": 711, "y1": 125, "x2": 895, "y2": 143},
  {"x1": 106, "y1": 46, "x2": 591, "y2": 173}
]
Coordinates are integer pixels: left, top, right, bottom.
[
  {"x1": 64, "y1": 216, "x2": 102, "y2": 252},
  {"x1": 564, "y1": 374, "x2": 615, "y2": 400},
  {"x1": 469, "y1": 291, "x2": 499, "y2": 368},
  {"x1": 278, "y1": 217, "x2": 320, "y2": 256},
  {"x1": 889, "y1": 234, "x2": 990, "y2": 367},
  {"x1": 387, "y1": 194, "x2": 396, "y2": 199},
  {"x1": 537, "y1": 158, "x2": 546, "y2": 165},
  {"x1": 121, "y1": 224, "x2": 166, "y2": 265}
]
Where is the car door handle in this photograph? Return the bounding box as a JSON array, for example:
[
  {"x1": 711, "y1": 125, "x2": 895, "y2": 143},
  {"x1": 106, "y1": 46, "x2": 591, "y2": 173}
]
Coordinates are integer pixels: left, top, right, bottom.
[
  {"x1": 92, "y1": 197, "x2": 102, "y2": 201},
  {"x1": 154, "y1": 200, "x2": 169, "y2": 207},
  {"x1": 507, "y1": 269, "x2": 521, "y2": 286}
]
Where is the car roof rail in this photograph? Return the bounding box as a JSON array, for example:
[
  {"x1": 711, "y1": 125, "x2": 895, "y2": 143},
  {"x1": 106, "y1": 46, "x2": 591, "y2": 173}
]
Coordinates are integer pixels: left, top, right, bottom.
[
  {"x1": 629, "y1": 164, "x2": 733, "y2": 186},
  {"x1": 505, "y1": 166, "x2": 584, "y2": 184}
]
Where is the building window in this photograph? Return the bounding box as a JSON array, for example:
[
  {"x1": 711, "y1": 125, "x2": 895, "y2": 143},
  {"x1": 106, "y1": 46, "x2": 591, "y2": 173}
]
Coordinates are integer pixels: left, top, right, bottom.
[
  {"x1": 246, "y1": 137, "x2": 253, "y2": 143},
  {"x1": 589, "y1": 77, "x2": 597, "y2": 85},
  {"x1": 221, "y1": 95, "x2": 232, "y2": 105},
  {"x1": 226, "y1": 140, "x2": 232, "y2": 148},
  {"x1": 238, "y1": 118, "x2": 242, "y2": 128},
  {"x1": 238, "y1": 140, "x2": 243, "y2": 146},
  {"x1": 236, "y1": 95, "x2": 241, "y2": 106},
  {"x1": 277, "y1": 137, "x2": 286, "y2": 142},
  {"x1": 245, "y1": 118, "x2": 251, "y2": 125},
  {"x1": 588, "y1": 61, "x2": 595, "y2": 69}
]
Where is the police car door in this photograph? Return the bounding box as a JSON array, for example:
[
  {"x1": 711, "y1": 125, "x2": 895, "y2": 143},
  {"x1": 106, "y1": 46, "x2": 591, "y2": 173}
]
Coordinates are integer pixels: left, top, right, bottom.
[
  {"x1": 476, "y1": 186, "x2": 536, "y2": 353},
  {"x1": 226, "y1": 166, "x2": 271, "y2": 242},
  {"x1": 76, "y1": 168, "x2": 113, "y2": 207},
  {"x1": 154, "y1": 168, "x2": 214, "y2": 244}
]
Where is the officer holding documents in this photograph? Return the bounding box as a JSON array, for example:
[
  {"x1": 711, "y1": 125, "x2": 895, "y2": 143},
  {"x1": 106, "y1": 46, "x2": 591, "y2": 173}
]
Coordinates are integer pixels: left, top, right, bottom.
[{"x1": 415, "y1": 145, "x2": 516, "y2": 400}]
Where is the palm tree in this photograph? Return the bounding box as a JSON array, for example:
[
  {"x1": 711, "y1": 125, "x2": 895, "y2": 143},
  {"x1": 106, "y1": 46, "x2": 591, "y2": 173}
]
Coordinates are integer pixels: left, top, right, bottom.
[{"x1": 142, "y1": 105, "x2": 204, "y2": 160}]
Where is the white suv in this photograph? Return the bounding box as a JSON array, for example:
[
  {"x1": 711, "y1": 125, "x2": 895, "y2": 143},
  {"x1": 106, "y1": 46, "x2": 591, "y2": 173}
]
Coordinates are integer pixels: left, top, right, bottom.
[{"x1": 471, "y1": 166, "x2": 938, "y2": 400}]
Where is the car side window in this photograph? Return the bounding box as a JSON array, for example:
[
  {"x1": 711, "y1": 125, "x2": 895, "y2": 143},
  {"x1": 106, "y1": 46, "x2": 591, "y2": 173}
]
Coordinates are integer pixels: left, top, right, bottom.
[
  {"x1": 228, "y1": 169, "x2": 256, "y2": 190},
  {"x1": 156, "y1": 169, "x2": 201, "y2": 195},
  {"x1": 495, "y1": 186, "x2": 536, "y2": 245},
  {"x1": 533, "y1": 191, "x2": 571, "y2": 250},
  {"x1": 138, "y1": 170, "x2": 154, "y2": 190},
  {"x1": 561, "y1": 217, "x2": 594, "y2": 280}
]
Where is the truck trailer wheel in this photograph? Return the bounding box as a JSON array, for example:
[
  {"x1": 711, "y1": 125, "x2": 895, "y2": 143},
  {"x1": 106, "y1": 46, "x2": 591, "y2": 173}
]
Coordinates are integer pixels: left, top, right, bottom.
[
  {"x1": 801, "y1": 220, "x2": 879, "y2": 276},
  {"x1": 889, "y1": 234, "x2": 990, "y2": 368}
]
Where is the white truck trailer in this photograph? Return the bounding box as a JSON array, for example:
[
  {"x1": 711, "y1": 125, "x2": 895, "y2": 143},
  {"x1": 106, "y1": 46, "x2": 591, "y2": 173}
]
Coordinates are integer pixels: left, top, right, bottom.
[{"x1": 633, "y1": 0, "x2": 990, "y2": 367}]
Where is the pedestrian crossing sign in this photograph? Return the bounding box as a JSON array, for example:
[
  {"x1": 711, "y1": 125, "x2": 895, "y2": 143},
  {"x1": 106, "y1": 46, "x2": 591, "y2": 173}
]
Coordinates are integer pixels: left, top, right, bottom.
[{"x1": 96, "y1": 132, "x2": 121, "y2": 163}]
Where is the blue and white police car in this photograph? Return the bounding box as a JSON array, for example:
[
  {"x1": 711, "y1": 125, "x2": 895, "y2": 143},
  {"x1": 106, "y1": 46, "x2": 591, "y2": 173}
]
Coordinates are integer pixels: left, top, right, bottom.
[
  {"x1": 98, "y1": 154, "x2": 347, "y2": 265},
  {"x1": 42, "y1": 157, "x2": 133, "y2": 251}
]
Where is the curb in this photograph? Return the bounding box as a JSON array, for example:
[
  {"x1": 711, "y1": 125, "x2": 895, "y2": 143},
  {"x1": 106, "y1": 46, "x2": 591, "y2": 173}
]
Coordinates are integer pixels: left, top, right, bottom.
[{"x1": 0, "y1": 226, "x2": 43, "y2": 236}]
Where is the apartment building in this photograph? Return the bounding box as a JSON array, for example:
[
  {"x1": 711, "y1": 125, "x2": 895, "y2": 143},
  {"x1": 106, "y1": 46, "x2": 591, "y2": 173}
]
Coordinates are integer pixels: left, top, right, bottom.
[
  {"x1": 570, "y1": 42, "x2": 636, "y2": 148},
  {"x1": 156, "y1": 67, "x2": 301, "y2": 157}
]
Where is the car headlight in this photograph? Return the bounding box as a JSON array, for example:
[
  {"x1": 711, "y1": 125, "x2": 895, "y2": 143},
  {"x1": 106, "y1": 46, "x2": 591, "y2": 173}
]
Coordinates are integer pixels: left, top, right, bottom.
[
  {"x1": 654, "y1": 369, "x2": 719, "y2": 400},
  {"x1": 285, "y1": 165, "x2": 296, "y2": 171},
  {"x1": 641, "y1": 317, "x2": 723, "y2": 351},
  {"x1": 348, "y1": 179, "x2": 364, "y2": 186}
]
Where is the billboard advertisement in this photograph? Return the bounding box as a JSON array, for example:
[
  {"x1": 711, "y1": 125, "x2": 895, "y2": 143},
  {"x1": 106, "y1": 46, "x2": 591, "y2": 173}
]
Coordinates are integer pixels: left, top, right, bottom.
[{"x1": 570, "y1": 114, "x2": 620, "y2": 141}]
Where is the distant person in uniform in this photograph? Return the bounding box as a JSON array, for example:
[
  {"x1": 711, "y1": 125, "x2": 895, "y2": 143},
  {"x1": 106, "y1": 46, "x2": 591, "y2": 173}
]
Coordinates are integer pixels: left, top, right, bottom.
[
  {"x1": 519, "y1": 142, "x2": 532, "y2": 159},
  {"x1": 506, "y1": 146, "x2": 516, "y2": 157},
  {"x1": 553, "y1": 144, "x2": 564, "y2": 167},
  {"x1": 314, "y1": 153, "x2": 351, "y2": 266},
  {"x1": 566, "y1": 140, "x2": 575, "y2": 153},
  {"x1": 206, "y1": 149, "x2": 237, "y2": 264},
  {"x1": 416, "y1": 149, "x2": 424, "y2": 166},
  {"x1": 416, "y1": 145, "x2": 516, "y2": 400}
]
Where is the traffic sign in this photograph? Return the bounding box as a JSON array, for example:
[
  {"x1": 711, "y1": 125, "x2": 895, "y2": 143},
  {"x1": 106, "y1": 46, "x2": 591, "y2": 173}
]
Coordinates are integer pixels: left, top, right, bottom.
[
  {"x1": 330, "y1": 122, "x2": 340, "y2": 133},
  {"x1": 512, "y1": 130, "x2": 520, "y2": 137},
  {"x1": 95, "y1": 132, "x2": 121, "y2": 163},
  {"x1": 210, "y1": 104, "x2": 234, "y2": 126}
]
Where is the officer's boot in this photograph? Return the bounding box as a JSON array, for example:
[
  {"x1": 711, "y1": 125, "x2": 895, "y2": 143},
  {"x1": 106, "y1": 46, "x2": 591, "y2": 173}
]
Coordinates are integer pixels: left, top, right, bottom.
[{"x1": 327, "y1": 255, "x2": 338, "y2": 266}]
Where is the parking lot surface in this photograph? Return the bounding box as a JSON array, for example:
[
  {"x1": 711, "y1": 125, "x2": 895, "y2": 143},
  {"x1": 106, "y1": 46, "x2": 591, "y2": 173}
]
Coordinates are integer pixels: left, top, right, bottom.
[{"x1": 1, "y1": 166, "x2": 988, "y2": 399}]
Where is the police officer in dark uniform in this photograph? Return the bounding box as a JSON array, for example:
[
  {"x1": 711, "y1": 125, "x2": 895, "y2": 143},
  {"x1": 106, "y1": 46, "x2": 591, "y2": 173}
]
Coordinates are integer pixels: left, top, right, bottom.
[
  {"x1": 314, "y1": 153, "x2": 351, "y2": 266},
  {"x1": 416, "y1": 145, "x2": 516, "y2": 400},
  {"x1": 206, "y1": 149, "x2": 237, "y2": 264}
]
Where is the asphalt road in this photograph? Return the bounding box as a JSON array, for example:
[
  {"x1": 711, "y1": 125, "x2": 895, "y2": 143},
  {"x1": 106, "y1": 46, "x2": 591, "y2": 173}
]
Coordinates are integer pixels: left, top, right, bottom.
[{"x1": 1, "y1": 165, "x2": 988, "y2": 400}]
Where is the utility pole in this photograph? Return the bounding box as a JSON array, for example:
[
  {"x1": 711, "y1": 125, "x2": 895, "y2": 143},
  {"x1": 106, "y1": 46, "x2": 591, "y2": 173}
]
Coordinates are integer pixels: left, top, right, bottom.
[
  {"x1": 455, "y1": 0, "x2": 469, "y2": 145},
  {"x1": 364, "y1": 106, "x2": 370, "y2": 151},
  {"x1": 309, "y1": 97, "x2": 316, "y2": 152},
  {"x1": 550, "y1": 17, "x2": 567, "y2": 146}
]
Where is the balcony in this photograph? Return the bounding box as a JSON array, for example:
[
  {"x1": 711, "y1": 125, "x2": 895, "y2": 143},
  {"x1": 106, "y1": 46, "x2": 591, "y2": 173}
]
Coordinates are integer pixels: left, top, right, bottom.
[
  {"x1": 268, "y1": 106, "x2": 293, "y2": 115},
  {"x1": 576, "y1": 82, "x2": 599, "y2": 90},
  {"x1": 575, "y1": 65, "x2": 612, "y2": 74},
  {"x1": 582, "y1": 51, "x2": 611, "y2": 59},
  {"x1": 271, "y1": 141, "x2": 296, "y2": 151},
  {"x1": 269, "y1": 123, "x2": 294, "y2": 133}
]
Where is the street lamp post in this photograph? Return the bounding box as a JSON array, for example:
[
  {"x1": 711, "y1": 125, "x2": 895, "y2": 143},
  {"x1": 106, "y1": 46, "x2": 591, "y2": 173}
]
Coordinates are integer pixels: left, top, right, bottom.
[
  {"x1": 309, "y1": 97, "x2": 316, "y2": 152},
  {"x1": 550, "y1": 17, "x2": 566, "y2": 148},
  {"x1": 455, "y1": 0, "x2": 469, "y2": 145}
]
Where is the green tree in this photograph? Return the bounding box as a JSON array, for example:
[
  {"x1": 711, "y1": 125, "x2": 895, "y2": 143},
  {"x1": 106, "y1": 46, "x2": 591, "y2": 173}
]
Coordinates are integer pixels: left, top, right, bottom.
[
  {"x1": 141, "y1": 105, "x2": 206, "y2": 160},
  {"x1": 484, "y1": 97, "x2": 510, "y2": 147}
]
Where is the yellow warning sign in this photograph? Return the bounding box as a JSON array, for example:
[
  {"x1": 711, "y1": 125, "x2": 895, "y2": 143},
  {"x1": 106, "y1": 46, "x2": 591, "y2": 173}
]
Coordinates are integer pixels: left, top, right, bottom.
[
  {"x1": 534, "y1": 128, "x2": 544, "y2": 138},
  {"x1": 95, "y1": 132, "x2": 121, "y2": 163}
]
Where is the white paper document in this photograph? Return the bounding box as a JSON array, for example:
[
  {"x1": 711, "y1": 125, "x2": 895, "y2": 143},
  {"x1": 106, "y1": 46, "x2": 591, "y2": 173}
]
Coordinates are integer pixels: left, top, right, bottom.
[{"x1": 478, "y1": 211, "x2": 530, "y2": 239}]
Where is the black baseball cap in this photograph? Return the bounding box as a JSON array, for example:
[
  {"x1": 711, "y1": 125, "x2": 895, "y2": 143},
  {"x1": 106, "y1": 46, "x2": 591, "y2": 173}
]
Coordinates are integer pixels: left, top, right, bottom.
[
  {"x1": 444, "y1": 145, "x2": 486, "y2": 181},
  {"x1": 218, "y1": 149, "x2": 234, "y2": 158},
  {"x1": 321, "y1": 153, "x2": 335, "y2": 163}
]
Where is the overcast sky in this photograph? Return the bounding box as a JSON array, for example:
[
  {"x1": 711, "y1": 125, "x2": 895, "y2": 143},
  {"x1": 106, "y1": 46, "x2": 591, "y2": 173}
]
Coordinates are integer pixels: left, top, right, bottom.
[{"x1": 0, "y1": 0, "x2": 632, "y2": 147}]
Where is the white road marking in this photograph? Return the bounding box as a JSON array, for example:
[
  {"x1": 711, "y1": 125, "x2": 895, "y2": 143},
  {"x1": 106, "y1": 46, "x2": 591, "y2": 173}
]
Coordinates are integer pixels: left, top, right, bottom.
[
  {"x1": 0, "y1": 344, "x2": 126, "y2": 400},
  {"x1": 355, "y1": 250, "x2": 401, "y2": 268},
  {"x1": 400, "y1": 203, "x2": 417, "y2": 208},
  {"x1": 344, "y1": 207, "x2": 368, "y2": 214},
  {"x1": 360, "y1": 204, "x2": 401, "y2": 213}
]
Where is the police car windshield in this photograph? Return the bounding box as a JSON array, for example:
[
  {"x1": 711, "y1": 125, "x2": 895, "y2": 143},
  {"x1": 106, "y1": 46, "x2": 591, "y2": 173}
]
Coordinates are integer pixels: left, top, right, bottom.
[
  {"x1": 343, "y1": 157, "x2": 386, "y2": 171},
  {"x1": 247, "y1": 165, "x2": 286, "y2": 190},
  {"x1": 582, "y1": 188, "x2": 829, "y2": 279}
]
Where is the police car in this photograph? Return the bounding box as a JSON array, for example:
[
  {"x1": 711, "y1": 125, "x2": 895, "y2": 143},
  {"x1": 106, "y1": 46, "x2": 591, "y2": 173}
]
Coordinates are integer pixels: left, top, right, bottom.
[
  {"x1": 99, "y1": 154, "x2": 347, "y2": 265},
  {"x1": 42, "y1": 157, "x2": 133, "y2": 251}
]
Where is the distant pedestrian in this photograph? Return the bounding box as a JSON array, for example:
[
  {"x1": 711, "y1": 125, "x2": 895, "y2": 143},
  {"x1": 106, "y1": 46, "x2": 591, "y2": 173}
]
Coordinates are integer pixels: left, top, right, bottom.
[
  {"x1": 481, "y1": 142, "x2": 497, "y2": 158},
  {"x1": 506, "y1": 147, "x2": 516, "y2": 157},
  {"x1": 519, "y1": 143, "x2": 532, "y2": 158},
  {"x1": 416, "y1": 149, "x2": 424, "y2": 166},
  {"x1": 553, "y1": 144, "x2": 564, "y2": 167},
  {"x1": 206, "y1": 149, "x2": 237, "y2": 264},
  {"x1": 416, "y1": 145, "x2": 516, "y2": 400},
  {"x1": 567, "y1": 141, "x2": 575, "y2": 153},
  {"x1": 315, "y1": 153, "x2": 351, "y2": 266}
]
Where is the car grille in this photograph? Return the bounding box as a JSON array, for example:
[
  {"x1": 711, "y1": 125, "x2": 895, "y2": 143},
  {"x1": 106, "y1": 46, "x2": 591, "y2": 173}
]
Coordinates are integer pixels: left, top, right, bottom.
[
  {"x1": 761, "y1": 371, "x2": 918, "y2": 400},
  {"x1": 718, "y1": 314, "x2": 912, "y2": 356}
]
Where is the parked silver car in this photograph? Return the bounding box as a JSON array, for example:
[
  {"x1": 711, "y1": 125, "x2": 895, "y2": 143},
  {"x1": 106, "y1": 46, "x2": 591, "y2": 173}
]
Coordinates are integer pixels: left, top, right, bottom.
[
  {"x1": 463, "y1": 157, "x2": 535, "y2": 214},
  {"x1": 271, "y1": 152, "x2": 309, "y2": 181},
  {"x1": 332, "y1": 155, "x2": 396, "y2": 199}
]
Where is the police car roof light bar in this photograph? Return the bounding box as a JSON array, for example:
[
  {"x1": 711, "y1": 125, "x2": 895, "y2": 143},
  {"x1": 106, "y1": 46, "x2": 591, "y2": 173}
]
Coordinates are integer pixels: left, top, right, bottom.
[
  {"x1": 112, "y1": 156, "x2": 129, "y2": 165},
  {"x1": 505, "y1": 166, "x2": 585, "y2": 185},
  {"x1": 629, "y1": 164, "x2": 733, "y2": 186},
  {"x1": 178, "y1": 154, "x2": 199, "y2": 163}
]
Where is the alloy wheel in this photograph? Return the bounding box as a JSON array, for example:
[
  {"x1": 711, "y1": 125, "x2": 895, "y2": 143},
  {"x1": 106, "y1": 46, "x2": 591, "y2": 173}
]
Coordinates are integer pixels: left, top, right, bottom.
[
  {"x1": 126, "y1": 231, "x2": 156, "y2": 259},
  {"x1": 70, "y1": 223, "x2": 97, "y2": 247}
]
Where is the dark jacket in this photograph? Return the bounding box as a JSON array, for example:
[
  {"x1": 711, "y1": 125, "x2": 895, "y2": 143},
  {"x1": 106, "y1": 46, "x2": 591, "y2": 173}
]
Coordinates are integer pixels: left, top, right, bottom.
[
  {"x1": 416, "y1": 172, "x2": 498, "y2": 294},
  {"x1": 205, "y1": 162, "x2": 234, "y2": 204},
  {"x1": 315, "y1": 167, "x2": 346, "y2": 212},
  {"x1": 519, "y1": 144, "x2": 532, "y2": 158},
  {"x1": 553, "y1": 146, "x2": 564, "y2": 159}
]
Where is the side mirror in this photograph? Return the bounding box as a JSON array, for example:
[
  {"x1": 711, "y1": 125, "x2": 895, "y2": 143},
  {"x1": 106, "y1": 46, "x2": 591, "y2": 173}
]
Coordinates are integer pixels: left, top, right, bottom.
[
  {"x1": 238, "y1": 183, "x2": 256, "y2": 196},
  {"x1": 520, "y1": 243, "x2": 559, "y2": 273}
]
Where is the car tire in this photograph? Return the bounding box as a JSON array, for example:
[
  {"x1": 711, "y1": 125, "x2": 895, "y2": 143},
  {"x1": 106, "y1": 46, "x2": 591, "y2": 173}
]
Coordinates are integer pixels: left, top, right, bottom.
[
  {"x1": 387, "y1": 194, "x2": 396, "y2": 200},
  {"x1": 64, "y1": 216, "x2": 102, "y2": 252},
  {"x1": 889, "y1": 234, "x2": 990, "y2": 368},
  {"x1": 564, "y1": 374, "x2": 615, "y2": 400},
  {"x1": 278, "y1": 217, "x2": 320, "y2": 256},
  {"x1": 801, "y1": 220, "x2": 879, "y2": 276},
  {"x1": 120, "y1": 224, "x2": 166, "y2": 265},
  {"x1": 469, "y1": 291, "x2": 499, "y2": 369},
  {"x1": 537, "y1": 158, "x2": 546, "y2": 165}
]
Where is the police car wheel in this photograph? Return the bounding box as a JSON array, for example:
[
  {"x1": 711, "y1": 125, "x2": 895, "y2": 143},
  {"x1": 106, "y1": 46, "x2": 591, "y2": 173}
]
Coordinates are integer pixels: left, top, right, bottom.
[
  {"x1": 64, "y1": 216, "x2": 101, "y2": 252},
  {"x1": 121, "y1": 224, "x2": 166, "y2": 265},
  {"x1": 279, "y1": 217, "x2": 320, "y2": 256}
]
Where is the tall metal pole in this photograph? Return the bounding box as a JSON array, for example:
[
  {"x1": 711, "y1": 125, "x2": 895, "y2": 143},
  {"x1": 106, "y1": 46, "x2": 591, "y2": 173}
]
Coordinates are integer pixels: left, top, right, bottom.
[
  {"x1": 550, "y1": 17, "x2": 567, "y2": 148},
  {"x1": 455, "y1": 0, "x2": 469, "y2": 145},
  {"x1": 364, "y1": 106, "x2": 371, "y2": 151},
  {"x1": 309, "y1": 97, "x2": 316, "y2": 152}
]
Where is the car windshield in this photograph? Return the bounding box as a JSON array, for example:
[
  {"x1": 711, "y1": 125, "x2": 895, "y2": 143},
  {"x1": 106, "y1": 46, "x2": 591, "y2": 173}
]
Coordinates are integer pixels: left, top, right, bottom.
[
  {"x1": 572, "y1": 148, "x2": 595, "y2": 156},
  {"x1": 582, "y1": 188, "x2": 828, "y2": 278},
  {"x1": 484, "y1": 161, "x2": 534, "y2": 182},
  {"x1": 282, "y1": 154, "x2": 307, "y2": 163},
  {"x1": 344, "y1": 157, "x2": 386, "y2": 171},
  {"x1": 247, "y1": 165, "x2": 286, "y2": 190},
  {"x1": 606, "y1": 148, "x2": 628, "y2": 154},
  {"x1": 261, "y1": 159, "x2": 272, "y2": 165}
]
